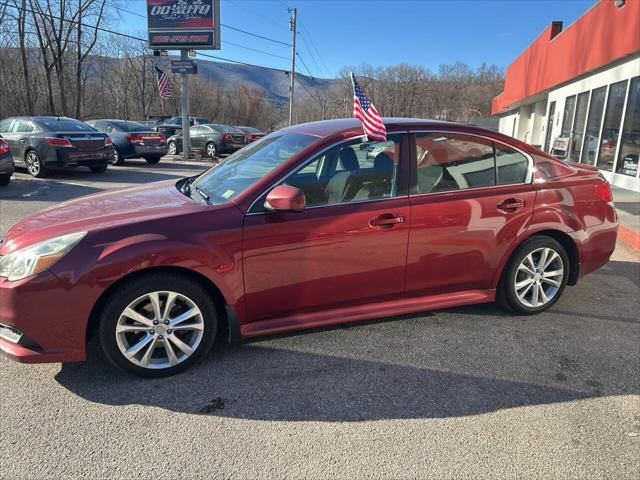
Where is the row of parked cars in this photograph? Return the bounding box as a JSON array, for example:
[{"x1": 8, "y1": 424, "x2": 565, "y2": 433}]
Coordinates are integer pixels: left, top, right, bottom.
[{"x1": 0, "y1": 115, "x2": 265, "y2": 185}]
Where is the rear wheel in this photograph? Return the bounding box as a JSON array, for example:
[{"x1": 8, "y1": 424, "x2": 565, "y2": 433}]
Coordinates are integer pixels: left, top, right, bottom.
[
  {"x1": 498, "y1": 236, "x2": 569, "y2": 314},
  {"x1": 25, "y1": 150, "x2": 47, "y2": 178},
  {"x1": 112, "y1": 148, "x2": 124, "y2": 166},
  {"x1": 205, "y1": 142, "x2": 217, "y2": 158},
  {"x1": 90, "y1": 164, "x2": 108, "y2": 174},
  {"x1": 0, "y1": 174, "x2": 10, "y2": 186},
  {"x1": 144, "y1": 156, "x2": 161, "y2": 164},
  {"x1": 98, "y1": 273, "x2": 218, "y2": 377}
]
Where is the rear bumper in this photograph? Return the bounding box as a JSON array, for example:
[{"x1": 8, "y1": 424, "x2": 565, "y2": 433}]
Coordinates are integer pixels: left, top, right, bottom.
[
  {"x1": 577, "y1": 210, "x2": 619, "y2": 279},
  {"x1": 45, "y1": 146, "x2": 113, "y2": 168},
  {"x1": 132, "y1": 144, "x2": 167, "y2": 158},
  {"x1": 0, "y1": 272, "x2": 88, "y2": 363},
  {"x1": 219, "y1": 142, "x2": 247, "y2": 154}
]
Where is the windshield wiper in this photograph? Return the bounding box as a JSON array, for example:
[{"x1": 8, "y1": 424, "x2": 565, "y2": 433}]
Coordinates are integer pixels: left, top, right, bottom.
[{"x1": 193, "y1": 185, "x2": 211, "y2": 204}]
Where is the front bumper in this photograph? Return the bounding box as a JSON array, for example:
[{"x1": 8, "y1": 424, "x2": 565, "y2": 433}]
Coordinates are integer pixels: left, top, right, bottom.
[{"x1": 0, "y1": 271, "x2": 88, "y2": 363}]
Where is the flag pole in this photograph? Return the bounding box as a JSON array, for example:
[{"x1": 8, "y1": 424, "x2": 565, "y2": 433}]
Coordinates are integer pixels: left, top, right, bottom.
[{"x1": 350, "y1": 72, "x2": 368, "y2": 142}]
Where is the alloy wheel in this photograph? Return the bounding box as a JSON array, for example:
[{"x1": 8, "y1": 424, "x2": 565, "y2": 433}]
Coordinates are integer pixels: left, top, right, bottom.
[
  {"x1": 514, "y1": 247, "x2": 564, "y2": 308},
  {"x1": 206, "y1": 143, "x2": 216, "y2": 157},
  {"x1": 168, "y1": 142, "x2": 177, "y2": 155},
  {"x1": 115, "y1": 291, "x2": 205, "y2": 369},
  {"x1": 26, "y1": 152, "x2": 41, "y2": 176}
]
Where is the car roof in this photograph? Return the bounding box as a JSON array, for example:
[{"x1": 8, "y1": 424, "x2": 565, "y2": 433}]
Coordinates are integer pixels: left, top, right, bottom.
[{"x1": 280, "y1": 118, "x2": 457, "y2": 138}]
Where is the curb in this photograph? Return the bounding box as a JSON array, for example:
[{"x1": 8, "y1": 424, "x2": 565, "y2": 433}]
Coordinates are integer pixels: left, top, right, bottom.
[{"x1": 618, "y1": 224, "x2": 640, "y2": 252}]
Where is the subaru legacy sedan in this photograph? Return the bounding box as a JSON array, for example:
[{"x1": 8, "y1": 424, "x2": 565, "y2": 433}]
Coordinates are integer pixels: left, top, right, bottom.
[{"x1": 0, "y1": 118, "x2": 618, "y2": 377}]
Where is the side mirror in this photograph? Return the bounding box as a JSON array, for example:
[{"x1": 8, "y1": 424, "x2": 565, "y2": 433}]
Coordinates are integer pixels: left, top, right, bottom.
[{"x1": 264, "y1": 185, "x2": 305, "y2": 212}]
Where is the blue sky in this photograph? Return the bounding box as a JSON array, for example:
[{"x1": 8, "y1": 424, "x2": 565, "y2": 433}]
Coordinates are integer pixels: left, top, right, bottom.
[{"x1": 119, "y1": 0, "x2": 595, "y2": 78}]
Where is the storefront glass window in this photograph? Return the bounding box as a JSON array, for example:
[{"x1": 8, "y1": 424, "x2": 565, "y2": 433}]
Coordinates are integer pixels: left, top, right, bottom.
[
  {"x1": 560, "y1": 96, "x2": 576, "y2": 137},
  {"x1": 581, "y1": 86, "x2": 607, "y2": 165},
  {"x1": 615, "y1": 77, "x2": 640, "y2": 177},
  {"x1": 569, "y1": 92, "x2": 589, "y2": 161},
  {"x1": 597, "y1": 80, "x2": 628, "y2": 172},
  {"x1": 544, "y1": 101, "x2": 555, "y2": 152}
]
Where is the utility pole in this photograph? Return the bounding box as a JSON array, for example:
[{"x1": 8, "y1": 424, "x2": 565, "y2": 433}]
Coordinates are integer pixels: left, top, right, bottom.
[
  {"x1": 288, "y1": 7, "x2": 297, "y2": 126},
  {"x1": 180, "y1": 49, "x2": 190, "y2": 160}
]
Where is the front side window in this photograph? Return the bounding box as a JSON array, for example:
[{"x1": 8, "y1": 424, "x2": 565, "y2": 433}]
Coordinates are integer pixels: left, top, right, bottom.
[
  {"x1": 415, "y1": 133, "x2": 495, "y2": 193},
  {"x1": 616, "y1": 76, "x2": 640, "y2": 177},
  {"x1": 192, "y1": 132, "x2": 318, "y2": 205},
  {"x1": 280, "y1": 135, "x2": 402, "y2": 208},
  {"x1": 582, "y1": 86, "x2": 607, "y2": 164},
  {"x1": 597, "y1": 80, "x2": 628, "y2": 172}
]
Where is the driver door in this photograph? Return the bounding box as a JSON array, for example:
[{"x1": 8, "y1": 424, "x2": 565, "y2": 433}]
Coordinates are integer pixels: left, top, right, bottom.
[{"x1": 242, "y1": 134, "x2": 411, "y2": 323}]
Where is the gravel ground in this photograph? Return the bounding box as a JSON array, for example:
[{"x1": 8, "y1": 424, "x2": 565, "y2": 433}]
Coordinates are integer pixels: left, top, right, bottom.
[{"x1": 0, "y1": 159, "x2": 638, "y2": 479}]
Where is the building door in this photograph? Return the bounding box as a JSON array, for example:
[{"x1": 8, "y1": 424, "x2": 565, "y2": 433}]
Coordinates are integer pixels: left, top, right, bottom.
[{"x1": 544, "y1": 101, "x2": 556, "y2": 152}]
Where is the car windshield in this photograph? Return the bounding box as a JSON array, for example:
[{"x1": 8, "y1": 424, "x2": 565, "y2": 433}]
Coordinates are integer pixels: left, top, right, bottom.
[
  {"x1": 112, "y1": 121, "x2": 147, "y2": 132},
  {"x1": 190, "y1": 132, "x2": 317, "y2": 204},
  {"x1": 37, "y1": 118, "x2": 95, "y2": 132}
]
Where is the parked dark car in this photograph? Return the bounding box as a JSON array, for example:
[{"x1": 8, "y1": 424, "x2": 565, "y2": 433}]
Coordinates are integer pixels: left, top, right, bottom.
[
  {"x1": 235, "y1": 126, "x2": 266, "y2": 143},
  {"x1": 0, "y1": 137, "x2": 15, "y2": 186},
  {"x1": 85, "y1": 119, "x2": 168, "y2": 165},
  {"x1": 0, "y1": 116, "x2": 112, "y2": 177},
  {"x1": 167, "y1": 124, "x2": 248, "y2": 157},
  {"x1": 155, "y1": 116, "x2": 209, "y2": 138},
  {"x1": 0, "y1": 118, "x2": 618, "y2": 377}
]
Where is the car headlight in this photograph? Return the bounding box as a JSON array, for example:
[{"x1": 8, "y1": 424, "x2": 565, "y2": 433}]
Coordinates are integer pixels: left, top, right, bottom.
[{"x1": 0, "y1": 232, "x2": 86, "y2": 282}]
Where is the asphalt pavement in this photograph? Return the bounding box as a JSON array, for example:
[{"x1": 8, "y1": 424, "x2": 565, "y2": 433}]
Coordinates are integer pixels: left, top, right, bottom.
[{"x1": 0, "y1": 159, "x2": 639, "y2": 479}]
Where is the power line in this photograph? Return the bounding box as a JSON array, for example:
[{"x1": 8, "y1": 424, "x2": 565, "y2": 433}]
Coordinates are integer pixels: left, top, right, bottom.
[
  {"x1": 0, "y1": 1, "x2": 291, "y2": 73},
  {"x1": 226, "y1": 0, "x2": 284, "y2": 28},
  {"x1": 298, "y1": 17, "x2": 331, "y2": 77},
  {"x1": 102, "y1": 1, "x2": 292, "y2": 47},
  {"x1": 295, "y1": 50, "x2": 314, "y2": 79}
]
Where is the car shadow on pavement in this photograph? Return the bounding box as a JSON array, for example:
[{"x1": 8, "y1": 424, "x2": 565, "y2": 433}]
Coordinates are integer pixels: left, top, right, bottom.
[{"x1": 0, "y1": 177, "x2": 104, "y2": 203}]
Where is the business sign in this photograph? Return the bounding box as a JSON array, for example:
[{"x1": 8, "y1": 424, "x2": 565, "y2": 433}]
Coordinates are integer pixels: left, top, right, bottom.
[
  {"x1": 171, "y1": 59, "x2": 198, "y2": 74},
  {"x1": 147, "y1": 0, "x2": 220, "y2": 50}
]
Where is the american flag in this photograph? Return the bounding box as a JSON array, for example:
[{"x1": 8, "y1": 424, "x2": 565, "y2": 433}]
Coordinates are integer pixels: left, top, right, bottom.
[
  {"x1": 155, "y1": 66, "x2": 173, "y2": 99},
  {"x1": 351, "y1": 72, "x2": 386, "y2": 142}
]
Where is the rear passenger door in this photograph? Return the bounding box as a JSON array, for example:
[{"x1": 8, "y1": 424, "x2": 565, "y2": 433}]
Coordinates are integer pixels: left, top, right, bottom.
[
  {"x1": 406, "y1": 131, "x2": 536, "y2": 297},
  {"x1": 4, "y1": 119, "x2": 35, "y2": 162}
]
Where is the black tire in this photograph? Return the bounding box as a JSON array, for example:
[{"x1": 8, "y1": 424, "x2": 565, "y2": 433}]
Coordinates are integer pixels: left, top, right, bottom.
[
  {"x1": 498, "y1": 236, "x2": 570, "y2": 315},
  {"x1": 205, "y1": 142, "x2": 217, "y2": 158},
  {"x1": 25, "y1": 150, "x2": 47, "y2": 178},
  {"x1": 98, "y1": 272, "x2": 218, "y2": 378},
  {"x1": 0, "y1": 174, "x2": 10, "y2": 186},
  {"x1": 144, "y1": 156, "x2": 161, "y2": 164},
  {"x1": 112, "y1": 148, "x2": 124, "y2": 166},
  {"x1": 90, "y1": 164, "x2": 108, "y2": 174},
  {"x1": 167, "y1": 141, "x2": 178, "y2": 156}
]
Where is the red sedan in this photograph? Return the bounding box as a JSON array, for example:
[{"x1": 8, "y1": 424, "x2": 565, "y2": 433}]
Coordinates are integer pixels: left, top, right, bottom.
[{"x1": 0, "y1": 118, "x2": 618, "y2": 377}]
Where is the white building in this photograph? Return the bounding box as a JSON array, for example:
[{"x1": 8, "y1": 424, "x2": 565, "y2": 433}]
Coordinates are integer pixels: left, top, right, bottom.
[{"x1": 492, "y1": 0, "x2": 640, "y2": 192}]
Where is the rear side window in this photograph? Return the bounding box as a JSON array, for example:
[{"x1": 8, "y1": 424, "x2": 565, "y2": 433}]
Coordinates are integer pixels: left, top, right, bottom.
[
  {"x1": 0, "y1": 119, "x2": 13, "y2": 133},
  {"x1": 14, "y1": 120, "x2": 34, "y2": 133},
  {"x1": 414, "y1": 133, "x2": 529, "y2": 193},
  {"x1": 495, "y1": 144, "x2": 529, "y2": 185}
]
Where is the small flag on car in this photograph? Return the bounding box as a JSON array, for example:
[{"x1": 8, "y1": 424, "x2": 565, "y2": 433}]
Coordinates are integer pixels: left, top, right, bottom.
[
  {"x1": 155, "y1": 66, "x2": 173, "y2": 99},
  {"x1": 351, "y1": 72, "x2": 386, "y2": 142}
]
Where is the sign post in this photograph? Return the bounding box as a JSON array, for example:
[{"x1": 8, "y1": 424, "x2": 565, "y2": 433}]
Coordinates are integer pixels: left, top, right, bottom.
[{"x1": 146, "y1": 0, "x2": 220, "y2": 160}]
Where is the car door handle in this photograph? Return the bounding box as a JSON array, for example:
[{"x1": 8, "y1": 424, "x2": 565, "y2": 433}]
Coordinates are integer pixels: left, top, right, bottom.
[
  {"x1": 497, "y1": 198, "x2": 526, "y2": 212},
  {"x1": 369, "y1": 213, "x2": 405, "y2": 229}
]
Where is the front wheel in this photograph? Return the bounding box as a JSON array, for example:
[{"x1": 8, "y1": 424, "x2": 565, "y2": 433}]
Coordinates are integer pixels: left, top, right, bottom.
[
  {"x1": 90, "y1": 164, "x2": 108, "y2": 174},
  {"x1": 98, "y1": 273, "x2": 217, "y2": 377},
  {"x1": 167, "y1": 141, "x2": 178, "y2": 156},
  {"x1": 498, "y1": 236, "x2": 569, "y2": 315}
]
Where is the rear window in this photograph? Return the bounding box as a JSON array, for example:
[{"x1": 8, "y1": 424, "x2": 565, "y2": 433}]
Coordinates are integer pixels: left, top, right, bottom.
[
  {"x1": 240, "y1": 127, "x2": 262, "y2": 134},
  {"x1": 111, "y1": 121, "x2": 147, "y2": 132},
  {"x1": 215, "y1": 124, "x2": 242, "y2": 133},
  {"x1": 37, "y1": 118, "x2": 95, "y2": 132}
]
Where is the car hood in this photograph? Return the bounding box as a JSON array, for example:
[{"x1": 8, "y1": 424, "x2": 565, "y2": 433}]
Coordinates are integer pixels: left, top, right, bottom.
[{"x1": 1, "y1": 180, "x2": 202, "y2": 254}]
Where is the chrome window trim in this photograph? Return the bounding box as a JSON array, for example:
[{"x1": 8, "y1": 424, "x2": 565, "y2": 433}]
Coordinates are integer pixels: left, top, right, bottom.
[
  {"x1": 409, "y1": 129, "x2": 535, "y2": 199},
  {"x1": 246, "y1": 133, "x2": 409, "y2": 215}
]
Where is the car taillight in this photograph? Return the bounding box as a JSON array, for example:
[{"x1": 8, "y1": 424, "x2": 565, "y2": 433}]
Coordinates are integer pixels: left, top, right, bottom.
[
  {"x1": 105, "y1": 137, "x2": 113, "y2": 146},
  {"x1": 0, "y1": 139, "x2": 9, "y2": 155},
  {"x1": 158, "y1": 133, "x2": 166, "y2": 143},
  {"x1": 45, "y1": 137, "x2": 73, "y2": 148},
  {"x1": 128, "y1": 134, "x2": 144, "y2": 144},
  {"x1": 594, "y1": 181, "x2": 613, "y2": 203},
  {"x1": 220, "y1": 133, "x2": 231, "y2": 141}
]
